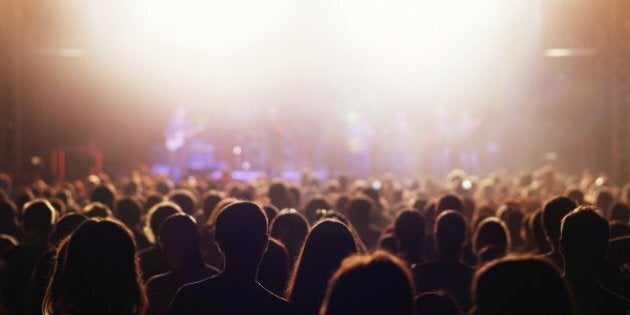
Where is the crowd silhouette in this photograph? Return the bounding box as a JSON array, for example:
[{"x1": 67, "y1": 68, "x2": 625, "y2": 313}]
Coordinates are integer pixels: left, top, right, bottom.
[{"x1": 0, "y1": 166, "x2": 628, "y2": 314}]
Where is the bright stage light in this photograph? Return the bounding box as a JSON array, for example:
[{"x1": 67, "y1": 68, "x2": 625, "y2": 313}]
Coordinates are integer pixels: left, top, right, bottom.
[{"x1": 85, "y1": 0, "x2": 539, "y2": 111}]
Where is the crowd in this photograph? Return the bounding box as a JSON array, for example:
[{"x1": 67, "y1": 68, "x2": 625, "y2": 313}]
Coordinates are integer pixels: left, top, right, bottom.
[{"x1": 0, "y1": 166, "x2": 628, "y2": 314}]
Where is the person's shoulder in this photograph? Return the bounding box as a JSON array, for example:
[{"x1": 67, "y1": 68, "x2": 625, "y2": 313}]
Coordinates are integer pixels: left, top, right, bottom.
[
  {"x1": 169, "y1": 276, "x2": 220, "y2": 315},
  {"x1": 256, "y1": 282, "x2": 294, "y2": 312},
  {"x1": 146, "y1": 271, "x2": 175, "y2": 289}
]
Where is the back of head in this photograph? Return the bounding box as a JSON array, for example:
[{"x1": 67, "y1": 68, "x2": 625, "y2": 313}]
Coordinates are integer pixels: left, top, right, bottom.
[
  {"x1": 269, "y1": 209, "x2": 309, "y2": 258},
  {"x1": 320, "y1": 251, "x2": 414, "y2": 315},
  {"x1": 610, "y1": 202, "x2": 630, "y2": 222},
  {"x1": 55, "y1": 219, "x2": 146, "y2": 314},
  {"x1": 473, "y1": 218, "x2": 509, "y2": 256},
  {"x1": 437, "y1": 194, "x2": 464, "y2": 214},
  {"x1": 414, "y1": 291, "x2": 462, "y2": 315},
  {"x1": 529, "y1": 209, "x2": 551, "y2": 253},
  {"x1": 304, "y1": 197, "x2": 331, "y2": 224},
  {"x1": 595, "y1": 189, "x2": 614, "y2": 213},
  {"x1": 0, "y1": 199, "x2": 18, "y2": 227},
  {"x1": 202, "y1": 190, "x2": 223, "y2": 219},
  {"x1": 566, "y1": 188, "x2": 584, "y2": 205},
  {"x1": 269, "y1": 181, "x2": 290, "y2": 210},
  {"x1": 90, "y1": 185, "x2": 115, "y2": 211},
  {"x1": 168, "y1": 189, "x2": 198, "y2": 215},
  {"x1": 496, "y1": 203, "x2": 523, "y2": 237},
  {"x1": 472, "y1": 257, "x2": 573, "y2": 315},
  {"x1": 159, "y1": 214, "x2": 200, "y2": 256},
  {"x1": 215, "y1": 201, "x2": 268, "y2": 259},
  {"x1": 146, "y1": 202, "x2": 183, "y2": 243},
  {"x1": 83, "y1": 202, "x2": 113, "y2": 219},
  {"x1": 560, "y1": 206, "x2": 610, "y2": 270},
  {"x1": 542, "y1": 196, "x2": 577, "y2": 248},
  {"x1": 23, "y1": 199, "x2": 56, "y2": 238},
  {"x1": 435, "y1": 210, "x2": 467, "y2": 257},
  {"x1": 394, "y1": 210, "x2": 426, "y2": 252},
  {"x1": 51, "y1": 213, "x2": 87, "y2": 244},
  {"x1": 263, "y1": 204, "x2": 280, "y2": 226},
  {"x1": 289, "y1": 220, "x2": 358, "y2": 308},
  {"x1": 116, "y1": 197, "x2": 142, "y2": 228},
  {"x1": 346, "y1": 196, "x2": 373, "y2": 227}
]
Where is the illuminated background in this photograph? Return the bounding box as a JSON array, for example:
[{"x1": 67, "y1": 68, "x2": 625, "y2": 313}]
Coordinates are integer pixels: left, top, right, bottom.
[{"x1": 1, "y1": 0, "x2": 626, "y2": 180}]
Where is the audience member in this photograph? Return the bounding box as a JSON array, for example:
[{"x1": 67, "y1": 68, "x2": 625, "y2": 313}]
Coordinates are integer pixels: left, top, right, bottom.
[
  {"x1": 169, "y1": 201, "x2": 294, "y2": 315},
  {"x1": 541, "y1": 196, "x2": 577, "y2": 269},
  {"x1": 139, "y1": 202, "x2": 183, "y2": 281}
]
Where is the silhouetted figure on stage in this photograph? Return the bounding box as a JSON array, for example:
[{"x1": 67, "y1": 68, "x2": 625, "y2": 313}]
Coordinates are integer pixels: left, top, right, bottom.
[
  {"x1": 146, "y1": 214, "x2": 219, "y2": 315},
  {"x1": 413, "y1": 210, "x2": 474, "y2": 310},
  {"x1": 560, "y1": 207, "x2": 629, "y2": 315},
  {"x1": 169, "y1": 201, "x2": 294, "y2": 315},
  {"x1": 541, "y1": 196, "x2": 576, "y2": 270}
]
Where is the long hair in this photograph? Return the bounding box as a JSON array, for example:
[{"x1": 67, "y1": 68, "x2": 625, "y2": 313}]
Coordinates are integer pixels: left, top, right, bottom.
[
  {"x1": 287, "y1": 219, "x2": 358, "y2": 315},
  {"x1": 43, "y1": 219, "x2": 147, "y2": 315}
]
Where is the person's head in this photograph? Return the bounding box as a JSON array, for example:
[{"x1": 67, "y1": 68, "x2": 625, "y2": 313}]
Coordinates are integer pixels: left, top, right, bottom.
[
  {"x1": 288, "y1": 220, "x2": 358, "y2": 311},
  {"x1": 0, "y1": 173, "x2": 12, "y2": 194},
  {"x1": 159, "y1": 214, "x2": 202, "y2": 268},
  {"x1": 565, "y1": 188, "x2": 584, "y2": 205},
  {"x1": 262, "y1": 204, "x2": 280, "y2": 227},
  {"x1": 609, "y1": 202, "x2": 629, "y2": 223},
  {"x1": 115, "y1": 197, "x2": 143, "y2": 229},
  {"x1": 304, "y1": 197, "x2": 331, "y2": 224},
  {"x1": 168, "y1": 189, "x2": 198, "y2": 215},
  {"x1": 145, "y1": 201, "x2": 183, "y2": 243},
  {"x1": 437, "y1": 194, "x2": 464, "y2": 214},
  {"x1": 414, "y1": 291, "x2": 462, "y2": 315},
  {"x1": 560, "y1": 206, "x2": 610, "y2": 272},
  {"x1": 23, "y1": 199, "x2": 56, "y2": 240},
  {"x1": 269, "y1": 181, "x2": 291, "y2": 210},
  {"x1": 595, "y1": 189, "x2": 614, "y2": 214},
  {"x1": 258, "y1": 238, "x2": 290, "y2": 296},
  {"x1": 394, "y1": 210, "x2": 426, "y2": 262},
  {"x1": 215, "y1": 201, "x2": 268, "y2": 265},
  {"x1": 473, "y1": 218, "x2": 510, "y2": 263},
  {"x1": 471, "y1": 256, "x2": 573, "y2": 315},
  {"x1": 346, "y1": 196, "x2": 373, "y2": 227},
  {"x1": 435, "y1": 210, "x2": 467, "y2": 259},
  {"x1": 43, "y1": 219, "x2": 147, "y2": 315},
  {"x1": 542, "y1": 196, "x2": 577, "y2": 249},
  {"x1": 496, "y1": 202, "x2": 524, "y2": 245},
  {"x1": 320, "y1": 251, "x2": 414, "y2": 315},
  {"x1": 201, "y1": 190, "x2": 223, "y2": 221},
  {"x1": 50, "y1": 213, "x2": 87, "y2": 245},
  {"x1": 83, "y1": 202, "x2": 113, "y2": 219},
  {"x1": 90, "y1": 184, "x2": 115, "y2": 211},
  {"x1": 0, "y1": 199, "x2": 18, "y2": 228},
  {"x1": 529, "y1": 209, "x2": 550, "y2": 253},
  {"x1": 270, "y1": 209, "x2": 309, "y2": 260}
]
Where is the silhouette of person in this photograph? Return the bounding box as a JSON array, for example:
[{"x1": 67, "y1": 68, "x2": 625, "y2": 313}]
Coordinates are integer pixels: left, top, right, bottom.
[
  {"x1": 287, "y1": 219, "x2": 358, "y2": 315},
  {"x1": 470, "y1": 256, "x2": 574, "y2": 314},
  {"x1": 116, "y1": 197, "x2": 151, "y2": 250},
  {"x1": 42, "y1": 219, "x2": 147, "y2": 315},
  {"x1": 529, "y1": 209, "x2": 551, "y2": 254},
  {"x1": 169, "y1": 201, "x2": 294, "y2": 315},
  {"x1": 346, "y1": 196, "x2": 381, "y2": 250},
  {"x1": 257, "y1": 237, "x2": 290, "y2": 296},
  {"x1": 560, "y1": 206, "x2": 630, "y2": 314},
  {"x1": 2, "y1": 199, "x2": 55, "y2": 315},
  {"x1": 473, "y1": 218, "x2": 509, "y2": 264},
  {"x1": 146, "y1": 214, "x2": 219, "y2": 315},
  {"x1": 0, "y1": 199, "x2": 23, "y2": 241},
  {"x1": 394, "y1": 209, "x2": 426, "y2": 266},
  {"x1": 269, "y1": 209, "x2": 309, "y2": 265},
  {"x1": 412, "y1": 210, "x2": 474, "y2": 310},
  {"x1": 541, "y1": 196, "x2": 576, "y2": 270},
  {"x1": 319, "y1": 251, "x2": 414, "y2": 315},
  {"x1": 414, "y1": 291, "x2": 462, "y2": 315},
  {"x1": 139, "y1": 202, "x2": 183, "y2": 281}
]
